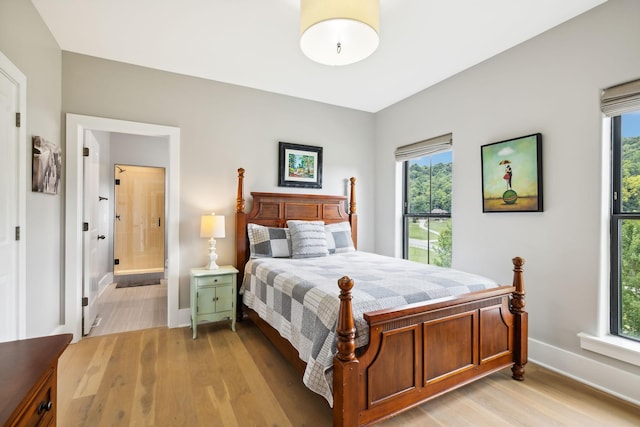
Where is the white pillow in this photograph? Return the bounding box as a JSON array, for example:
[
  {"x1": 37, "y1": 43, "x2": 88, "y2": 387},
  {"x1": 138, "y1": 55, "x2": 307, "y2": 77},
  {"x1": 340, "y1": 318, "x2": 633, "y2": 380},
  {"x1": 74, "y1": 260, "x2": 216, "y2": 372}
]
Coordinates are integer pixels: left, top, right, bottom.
[
  {"x1": 287, "y1": 220, "x2": 329, "y2": 259},
  {"x1": 325, "y1": 222, "x2": 356, "y2": 254}
]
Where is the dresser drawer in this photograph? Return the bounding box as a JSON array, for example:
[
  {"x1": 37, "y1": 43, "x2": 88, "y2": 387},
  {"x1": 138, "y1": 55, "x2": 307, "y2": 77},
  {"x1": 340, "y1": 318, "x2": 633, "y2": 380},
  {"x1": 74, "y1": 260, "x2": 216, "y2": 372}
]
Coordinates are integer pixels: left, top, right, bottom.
[
  {"x1": 197, "y1": 274, "x2": 233, "y2": 287},
  {"x1": 13, "y1": 367, "x2": 54, "y2": 427}
]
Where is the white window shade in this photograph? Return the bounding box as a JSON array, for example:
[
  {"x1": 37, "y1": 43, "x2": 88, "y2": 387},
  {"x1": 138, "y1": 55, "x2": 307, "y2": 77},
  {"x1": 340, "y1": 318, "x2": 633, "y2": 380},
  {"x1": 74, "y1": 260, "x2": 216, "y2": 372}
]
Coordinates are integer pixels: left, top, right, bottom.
[
  {"x1": 602, "y1": 79, "x2": 640, "y2": 117},
  {"x1": 395, "y1": 133, "x2": 452, "y2": 162}
]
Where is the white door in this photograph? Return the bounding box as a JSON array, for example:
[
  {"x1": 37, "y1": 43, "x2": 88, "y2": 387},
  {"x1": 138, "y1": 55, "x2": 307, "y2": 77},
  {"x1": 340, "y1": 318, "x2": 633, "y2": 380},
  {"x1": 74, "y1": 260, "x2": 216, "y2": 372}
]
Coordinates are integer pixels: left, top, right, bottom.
[
  {"x1": 82, "y1": 133, "x2": 100, "y2": 335},
  {"x1": 0, "y1": 65, "x2": 19, "y2": 342}
]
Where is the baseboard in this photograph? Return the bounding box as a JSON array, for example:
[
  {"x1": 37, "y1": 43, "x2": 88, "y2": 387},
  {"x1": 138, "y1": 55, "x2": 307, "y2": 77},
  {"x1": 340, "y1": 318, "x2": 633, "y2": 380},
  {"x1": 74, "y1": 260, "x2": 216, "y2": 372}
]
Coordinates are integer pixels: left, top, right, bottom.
[
  {"x1": 177, "y1": 308, "x2": 191, "y2": 328},
  {"x1": 529, "y1": 338, "x2": 640, "y2": 406},
  {"x1": 98, "y1": 272, "x2": 114, "y2": 298}
]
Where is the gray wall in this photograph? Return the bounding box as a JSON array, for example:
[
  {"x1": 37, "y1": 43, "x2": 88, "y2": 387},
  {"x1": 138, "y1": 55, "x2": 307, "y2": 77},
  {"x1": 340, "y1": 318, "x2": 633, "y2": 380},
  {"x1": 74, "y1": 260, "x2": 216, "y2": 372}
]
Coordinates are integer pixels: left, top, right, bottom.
[
  {"x1": 375, "y1": 0, "x2": 640, "y2": 398},
  {"x1": 62, "y1": 53, "x2": 376, "y2": 307},
  {"x1": 0, "y1": 0, "x2": 63, "y2": 337}
]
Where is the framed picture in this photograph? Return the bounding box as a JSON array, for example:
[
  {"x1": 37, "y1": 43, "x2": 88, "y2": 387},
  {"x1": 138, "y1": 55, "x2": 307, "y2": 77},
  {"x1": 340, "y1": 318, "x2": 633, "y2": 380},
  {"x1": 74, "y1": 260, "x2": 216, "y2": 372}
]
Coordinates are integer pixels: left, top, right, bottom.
[
  {"x1": 278, "y1": 142, "x2": 323, "y2": 188},
  {"x1": 481, "y1": 133, "x2": 543, "y2": 212},
  {"x1": 32, "y1": 135, "x2": 62, "y2": 195}
]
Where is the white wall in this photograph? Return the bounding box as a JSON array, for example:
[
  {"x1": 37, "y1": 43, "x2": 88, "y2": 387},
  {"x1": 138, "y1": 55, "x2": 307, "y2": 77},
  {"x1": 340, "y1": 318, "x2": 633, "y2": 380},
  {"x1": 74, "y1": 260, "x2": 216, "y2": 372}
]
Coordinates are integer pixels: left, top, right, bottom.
[
  {"x1": 375, "y1": 0, "x2": 640, "y2": 402},
  {"x1": 0, "y1": 0, "x2": 63, "y2": 337}
]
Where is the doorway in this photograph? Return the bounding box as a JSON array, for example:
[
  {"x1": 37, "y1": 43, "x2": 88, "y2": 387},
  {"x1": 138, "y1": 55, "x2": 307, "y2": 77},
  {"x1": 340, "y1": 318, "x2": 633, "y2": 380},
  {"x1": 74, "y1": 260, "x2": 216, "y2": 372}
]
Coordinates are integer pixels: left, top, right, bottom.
[
  {"x1": 113, "y1": 164, "x2": 166, "y2": 276},
  {"x1": 65, "y1": 114, "x2": 182, "y2": 342}
]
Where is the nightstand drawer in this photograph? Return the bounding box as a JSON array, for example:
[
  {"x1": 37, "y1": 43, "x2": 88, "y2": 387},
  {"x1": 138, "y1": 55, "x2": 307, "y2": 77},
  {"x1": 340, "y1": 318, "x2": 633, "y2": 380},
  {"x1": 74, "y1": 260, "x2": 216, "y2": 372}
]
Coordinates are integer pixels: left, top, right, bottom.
[{"x1": 197, "y1": 274, "x2": 233, "y2": 287}]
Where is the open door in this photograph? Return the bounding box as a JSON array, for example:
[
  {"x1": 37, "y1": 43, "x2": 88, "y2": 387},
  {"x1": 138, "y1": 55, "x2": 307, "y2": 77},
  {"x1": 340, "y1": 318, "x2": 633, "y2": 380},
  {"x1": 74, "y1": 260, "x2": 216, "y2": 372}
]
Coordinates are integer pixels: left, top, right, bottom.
[
  {"x1": 0, "y1": 58, "x2": 21, "y2": 342},
  {"x1": 114, "y1": 165, "x2": 165, "y2": 275},
  {"x1": 82, "y1": 133, "x2": 100, "y2": 335}
]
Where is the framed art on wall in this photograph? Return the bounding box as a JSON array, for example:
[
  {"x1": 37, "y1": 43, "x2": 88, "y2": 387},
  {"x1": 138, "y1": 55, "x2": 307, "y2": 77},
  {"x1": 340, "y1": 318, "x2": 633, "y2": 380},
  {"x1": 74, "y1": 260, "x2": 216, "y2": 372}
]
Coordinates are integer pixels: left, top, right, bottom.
[
  {"x1": 278, "y1": 141, "x2": 323, "y2": 188},
  {"x1": 32, "y1": 135, "x2": 62, "y2": 195},
  {"x1": 481, "y1": 133, "x2": 543, "y2": 212}
]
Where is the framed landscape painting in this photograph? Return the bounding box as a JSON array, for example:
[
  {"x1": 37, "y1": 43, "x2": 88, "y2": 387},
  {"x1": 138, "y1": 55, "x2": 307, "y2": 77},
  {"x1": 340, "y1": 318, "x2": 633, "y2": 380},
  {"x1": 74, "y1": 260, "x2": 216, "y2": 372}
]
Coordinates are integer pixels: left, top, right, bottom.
[
  {"x1": 278, "y1": 142, "x2": 323, "y2": 188},
  {"x1": 481, "y1": 133, "x2": 543, "y2": 212}
]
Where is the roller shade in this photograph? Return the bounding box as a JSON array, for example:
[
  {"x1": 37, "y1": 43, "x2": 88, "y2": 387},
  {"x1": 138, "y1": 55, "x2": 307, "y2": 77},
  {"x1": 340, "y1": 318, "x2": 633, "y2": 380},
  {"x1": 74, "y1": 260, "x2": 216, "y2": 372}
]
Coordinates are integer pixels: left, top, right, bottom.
[
  {"x1": 602, "y1": 79, "x2": 640, "y2": 117},
  {"x1": 395, "y1": 133, "x2": 452, "y2": 162}
]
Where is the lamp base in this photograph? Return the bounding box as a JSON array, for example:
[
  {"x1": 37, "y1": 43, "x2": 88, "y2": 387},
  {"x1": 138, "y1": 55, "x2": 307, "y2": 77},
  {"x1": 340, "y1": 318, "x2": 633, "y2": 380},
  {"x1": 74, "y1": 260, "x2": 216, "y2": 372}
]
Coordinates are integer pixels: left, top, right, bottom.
[{"x1": 206, "y1": 237, "x2": 220, "y2": 270}]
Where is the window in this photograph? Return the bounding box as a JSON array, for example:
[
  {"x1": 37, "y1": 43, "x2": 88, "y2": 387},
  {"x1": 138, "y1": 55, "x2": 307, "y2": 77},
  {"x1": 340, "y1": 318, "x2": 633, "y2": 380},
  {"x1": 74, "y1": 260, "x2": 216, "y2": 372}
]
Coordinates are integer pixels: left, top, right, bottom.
[
  {"x1": 611, "y1": 111, "x2": 640, "y2": 342},
  {"x1": 403, "y1": 152, "x2": 452, "y2": 266},
  {"x1": 396, "y1": 134, "x2": 452, "y2": 267}
]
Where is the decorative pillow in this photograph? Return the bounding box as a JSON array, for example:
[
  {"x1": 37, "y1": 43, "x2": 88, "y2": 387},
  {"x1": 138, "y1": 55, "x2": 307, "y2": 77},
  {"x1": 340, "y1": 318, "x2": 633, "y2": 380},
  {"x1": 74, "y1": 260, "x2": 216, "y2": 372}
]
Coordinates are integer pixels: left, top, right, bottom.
[
  {"x1": 325, "y1": 222, "x2": 356, "y2": 254},
  {"x1": 247, "y1": 223, "x2": 291, "y2": 258},
  {"x1": 287, "y1": 220, "x2": 329, "y2": 259}
]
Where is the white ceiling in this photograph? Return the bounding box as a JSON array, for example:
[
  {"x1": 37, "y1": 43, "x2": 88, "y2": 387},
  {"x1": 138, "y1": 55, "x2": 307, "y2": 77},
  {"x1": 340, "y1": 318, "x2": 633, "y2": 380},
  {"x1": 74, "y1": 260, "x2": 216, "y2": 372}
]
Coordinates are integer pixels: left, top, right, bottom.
[{"x1": 31, "y1": 0, "x2": 606, "y2": 113}]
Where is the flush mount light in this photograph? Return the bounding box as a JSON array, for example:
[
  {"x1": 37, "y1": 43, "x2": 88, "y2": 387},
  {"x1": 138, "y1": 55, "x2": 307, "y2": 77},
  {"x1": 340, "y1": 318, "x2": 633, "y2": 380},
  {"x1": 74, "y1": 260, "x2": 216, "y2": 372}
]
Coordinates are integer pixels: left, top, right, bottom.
[{"x1": 300, "y1": 0, "x2": 380, "y2": 66}]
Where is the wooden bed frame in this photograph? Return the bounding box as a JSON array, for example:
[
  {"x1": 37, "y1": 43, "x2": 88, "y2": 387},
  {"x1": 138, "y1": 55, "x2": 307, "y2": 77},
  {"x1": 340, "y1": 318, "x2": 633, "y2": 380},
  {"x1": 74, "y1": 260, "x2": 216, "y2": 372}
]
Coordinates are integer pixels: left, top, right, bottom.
[{"x1": 235, "y1": 168, "x2": 527, "y2": 427}]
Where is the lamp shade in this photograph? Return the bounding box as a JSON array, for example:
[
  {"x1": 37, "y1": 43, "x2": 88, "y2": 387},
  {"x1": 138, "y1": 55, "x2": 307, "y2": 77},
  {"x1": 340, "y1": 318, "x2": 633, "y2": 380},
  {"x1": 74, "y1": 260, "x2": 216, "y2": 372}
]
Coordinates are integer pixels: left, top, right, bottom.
[
  {"x1": 300, "y1": 0, "x2": 379, "y2": 66},
  {"x1": 200, "y1": 213, "x2": 225, "y2": 239}
]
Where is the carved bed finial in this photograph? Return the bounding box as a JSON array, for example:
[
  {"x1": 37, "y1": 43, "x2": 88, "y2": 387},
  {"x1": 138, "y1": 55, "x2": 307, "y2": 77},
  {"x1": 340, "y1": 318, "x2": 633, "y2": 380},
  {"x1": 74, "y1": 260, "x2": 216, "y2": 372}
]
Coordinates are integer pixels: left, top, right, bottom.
[
  {"x1": 511, "y1": 256, "x2": 525, "y2": 312},
  {"x1": 336, "y1": 276, "x2": 356, "y2": 362},
  {"x1": 237, "y1": 168, "x2": 245, "y2": 213},
  {"x1": 510, "y1": 256, "x2": 527, "y2": 381},
  {"x1": 349, "y1": 177, "x2": 357, "y2": 214}
]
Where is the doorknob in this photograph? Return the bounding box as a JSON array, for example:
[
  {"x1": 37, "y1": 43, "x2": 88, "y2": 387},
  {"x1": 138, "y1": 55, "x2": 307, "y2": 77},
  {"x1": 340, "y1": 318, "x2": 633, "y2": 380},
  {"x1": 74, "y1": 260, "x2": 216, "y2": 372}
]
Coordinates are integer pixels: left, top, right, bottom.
[{"x1": 98, "y1": 235, "x2": 106, "y2": 240}]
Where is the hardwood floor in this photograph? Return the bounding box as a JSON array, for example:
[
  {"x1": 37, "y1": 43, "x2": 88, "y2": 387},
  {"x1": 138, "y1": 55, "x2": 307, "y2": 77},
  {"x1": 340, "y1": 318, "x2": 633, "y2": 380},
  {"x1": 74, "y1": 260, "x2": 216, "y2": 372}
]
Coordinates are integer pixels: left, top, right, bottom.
[
  {"x1": 58, "y1": 321, "x2": 640, "y2": 426},
  {"x1": 87, "y1": 280, "x2": 167, "y2": 337}
]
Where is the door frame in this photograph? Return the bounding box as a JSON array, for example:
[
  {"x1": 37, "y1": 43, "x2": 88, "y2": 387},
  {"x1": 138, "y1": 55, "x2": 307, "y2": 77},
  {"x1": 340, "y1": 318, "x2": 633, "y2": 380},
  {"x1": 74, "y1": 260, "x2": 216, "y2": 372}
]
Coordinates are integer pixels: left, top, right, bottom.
[
  {"x1": 65, "y1": 114, "x2": 181, "y2": 342},
  {"x1": 0, "y1": 51, "x2": 26, "y2": 340}
]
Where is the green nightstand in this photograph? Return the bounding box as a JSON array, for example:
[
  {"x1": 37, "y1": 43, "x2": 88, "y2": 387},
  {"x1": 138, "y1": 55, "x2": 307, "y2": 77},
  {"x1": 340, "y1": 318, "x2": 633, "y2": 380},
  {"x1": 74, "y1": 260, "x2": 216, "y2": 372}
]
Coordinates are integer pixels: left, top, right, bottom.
[{"x1": 190, "y1": 265, "x2": 239, "y2": 339}]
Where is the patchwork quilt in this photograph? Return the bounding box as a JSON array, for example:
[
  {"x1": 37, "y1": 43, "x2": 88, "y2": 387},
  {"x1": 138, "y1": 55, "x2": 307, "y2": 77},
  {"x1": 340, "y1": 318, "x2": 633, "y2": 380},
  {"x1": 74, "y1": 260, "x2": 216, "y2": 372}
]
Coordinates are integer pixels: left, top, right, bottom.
[{"x1": 241, "y1": 251, "x2": 498, "y2": 406}]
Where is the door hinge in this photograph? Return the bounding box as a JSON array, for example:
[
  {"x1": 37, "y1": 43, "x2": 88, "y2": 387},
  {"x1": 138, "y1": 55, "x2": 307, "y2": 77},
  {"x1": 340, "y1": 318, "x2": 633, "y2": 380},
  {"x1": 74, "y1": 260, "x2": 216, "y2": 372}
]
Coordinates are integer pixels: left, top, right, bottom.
[
  {"x1": 15, "y1": 226, "x2": 20, "y2": 241},
  {"x1": 15, "y1": 112, "x2": 21, "y2": 128},
  {"x1": 82, "y1": 297, "x2": 88, "y2": 307},
  {"x1": 115, "y1": 179, "x2": 120, "y2": 185},
  {"x1": 83, "y1": 222, "x2": 89, "y2": 231},
  {"x1": 83, "y1": 147, "x2": 89, "y2": 157}
]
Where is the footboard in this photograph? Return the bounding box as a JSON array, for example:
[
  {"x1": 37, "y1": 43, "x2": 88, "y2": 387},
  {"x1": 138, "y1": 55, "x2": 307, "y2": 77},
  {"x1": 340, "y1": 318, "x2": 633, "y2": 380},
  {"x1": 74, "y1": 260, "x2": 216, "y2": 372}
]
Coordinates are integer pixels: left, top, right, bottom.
[{"x1": 334, "y1": 257, "x2": 527, "y2": 427}]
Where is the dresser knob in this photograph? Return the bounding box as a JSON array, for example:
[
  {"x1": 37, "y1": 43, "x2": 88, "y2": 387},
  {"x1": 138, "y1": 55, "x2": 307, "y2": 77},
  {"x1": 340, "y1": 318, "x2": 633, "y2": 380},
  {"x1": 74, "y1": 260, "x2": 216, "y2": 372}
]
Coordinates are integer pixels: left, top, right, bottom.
[{"x1": 37, "y1": 400, "x2": 52, "y2": 414}]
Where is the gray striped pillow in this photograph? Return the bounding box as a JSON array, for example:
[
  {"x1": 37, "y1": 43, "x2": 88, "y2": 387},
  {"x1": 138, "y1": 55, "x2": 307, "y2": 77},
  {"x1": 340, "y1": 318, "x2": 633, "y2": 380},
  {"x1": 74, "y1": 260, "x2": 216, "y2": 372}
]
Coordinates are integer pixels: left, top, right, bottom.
[{"x1": 287, "y1": 220, "x2": 329, "y2": 259}]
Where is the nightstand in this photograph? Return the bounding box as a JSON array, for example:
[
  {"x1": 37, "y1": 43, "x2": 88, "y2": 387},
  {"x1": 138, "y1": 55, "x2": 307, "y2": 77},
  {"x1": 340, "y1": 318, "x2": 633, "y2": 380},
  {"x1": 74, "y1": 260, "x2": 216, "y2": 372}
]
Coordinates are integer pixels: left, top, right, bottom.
[{"x1": 190, "y1": 265, "x2": 239, "y2": 339}]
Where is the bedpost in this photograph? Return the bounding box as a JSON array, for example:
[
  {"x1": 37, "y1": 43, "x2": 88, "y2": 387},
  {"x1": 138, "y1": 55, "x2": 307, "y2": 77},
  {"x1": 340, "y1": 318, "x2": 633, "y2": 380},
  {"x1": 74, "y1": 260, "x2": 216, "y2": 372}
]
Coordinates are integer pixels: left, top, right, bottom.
[
  {"x1": 236, "y1": 168, "x2": 247, "y2": 286},
  {"x1": 349, "y1": 177, "x2": 358, "y2": 249},
  {"x1": 510, "y1": 256, "x2": 528, "y2": 381},
  {"x1": 334, "y1": 276, "x2": 359, "y2": 427}
]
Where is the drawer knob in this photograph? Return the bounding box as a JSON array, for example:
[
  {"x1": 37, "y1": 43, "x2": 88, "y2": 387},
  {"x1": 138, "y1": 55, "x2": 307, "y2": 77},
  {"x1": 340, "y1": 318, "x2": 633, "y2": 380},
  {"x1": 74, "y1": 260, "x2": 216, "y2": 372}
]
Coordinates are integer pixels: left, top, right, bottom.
[{"x1": 37, "y1": 400, "x2": 52, "y2": 414}]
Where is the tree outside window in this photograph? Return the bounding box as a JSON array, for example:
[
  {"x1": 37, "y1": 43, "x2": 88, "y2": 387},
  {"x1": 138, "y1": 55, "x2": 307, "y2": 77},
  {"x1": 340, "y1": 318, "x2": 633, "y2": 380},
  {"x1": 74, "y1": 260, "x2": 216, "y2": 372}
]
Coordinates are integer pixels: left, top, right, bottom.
[
  {"x1": 404, "y1": 151, "x2": 452, "y2": 267},
  {"x1": 612, "y1": 111, "x2": 640, "y2": 341}
]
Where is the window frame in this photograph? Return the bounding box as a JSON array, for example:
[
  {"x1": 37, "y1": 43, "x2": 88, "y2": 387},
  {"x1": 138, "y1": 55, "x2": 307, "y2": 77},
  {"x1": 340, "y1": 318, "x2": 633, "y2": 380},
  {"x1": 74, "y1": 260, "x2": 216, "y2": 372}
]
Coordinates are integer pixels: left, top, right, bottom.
[
  {"x1": 610, "y1": 114, "x2": 640, "y2": 343},
  {"x1": 401, "y1": 151, "x2": 452, "y2": 265}
]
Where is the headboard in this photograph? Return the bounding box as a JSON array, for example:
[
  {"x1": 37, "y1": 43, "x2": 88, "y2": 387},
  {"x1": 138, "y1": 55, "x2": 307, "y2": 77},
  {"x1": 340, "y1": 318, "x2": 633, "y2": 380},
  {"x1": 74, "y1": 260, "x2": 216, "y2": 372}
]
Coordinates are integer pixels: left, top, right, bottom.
[{"x1": 235, "y1": 168, "x2": 358, "y2": 283}]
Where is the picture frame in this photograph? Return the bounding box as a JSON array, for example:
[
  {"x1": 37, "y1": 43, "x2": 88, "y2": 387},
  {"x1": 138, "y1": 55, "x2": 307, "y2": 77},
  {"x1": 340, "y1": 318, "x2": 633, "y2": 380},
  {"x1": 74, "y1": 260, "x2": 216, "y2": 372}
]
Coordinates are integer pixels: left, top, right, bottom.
[
  {"x1": 32, "y1": 135, "x2": 62, "y2": 195},
  {"x1": 481, "y1": 133, "x2": 543, "y2": 212},
  {"x1": 278, "y1": 141, "x2": 323, "y2": 189}
]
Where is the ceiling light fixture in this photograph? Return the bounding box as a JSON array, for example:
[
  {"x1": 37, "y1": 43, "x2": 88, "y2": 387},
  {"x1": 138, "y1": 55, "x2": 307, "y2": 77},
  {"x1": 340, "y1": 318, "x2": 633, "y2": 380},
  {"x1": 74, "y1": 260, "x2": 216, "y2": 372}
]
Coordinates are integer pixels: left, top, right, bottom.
[{"x1": 300, "y1": 0, "x2": 380, "y2": 66}]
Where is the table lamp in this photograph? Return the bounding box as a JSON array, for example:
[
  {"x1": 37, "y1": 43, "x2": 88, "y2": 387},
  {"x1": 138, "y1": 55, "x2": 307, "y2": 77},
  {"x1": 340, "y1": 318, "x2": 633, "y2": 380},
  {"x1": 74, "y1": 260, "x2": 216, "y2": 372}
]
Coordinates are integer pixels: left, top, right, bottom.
[{"x1": 200, "y1": 213, "x2": 225, "y2": 269}]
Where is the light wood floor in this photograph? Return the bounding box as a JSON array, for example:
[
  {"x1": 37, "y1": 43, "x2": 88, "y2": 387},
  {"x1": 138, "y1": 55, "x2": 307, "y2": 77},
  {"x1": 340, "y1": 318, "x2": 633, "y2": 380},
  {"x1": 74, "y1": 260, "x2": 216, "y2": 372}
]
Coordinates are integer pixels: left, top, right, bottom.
[
  {"x1": 87, "y1": 280, "x2": 167, "y2": 337},
  {"x1": 58, "y1": 321, "x2": 640, "y2": 426}
]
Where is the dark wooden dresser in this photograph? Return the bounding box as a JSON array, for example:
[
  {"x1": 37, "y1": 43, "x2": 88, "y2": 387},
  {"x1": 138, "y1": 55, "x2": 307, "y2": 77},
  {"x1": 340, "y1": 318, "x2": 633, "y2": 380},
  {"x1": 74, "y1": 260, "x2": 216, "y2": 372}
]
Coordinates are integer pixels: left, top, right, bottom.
[{"x1": 0, "y1": 334, "x2": 72, "y2": 427}]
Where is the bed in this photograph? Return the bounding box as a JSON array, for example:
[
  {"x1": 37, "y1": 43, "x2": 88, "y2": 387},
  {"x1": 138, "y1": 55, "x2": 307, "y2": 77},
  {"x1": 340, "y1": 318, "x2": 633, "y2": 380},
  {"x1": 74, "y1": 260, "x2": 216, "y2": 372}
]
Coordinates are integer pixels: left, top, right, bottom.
[{"x1": 234, "y1": 168, "x2": 527, "y2": 426}]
